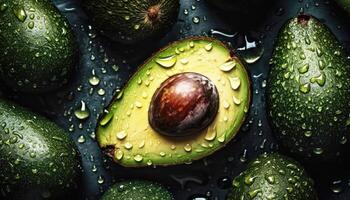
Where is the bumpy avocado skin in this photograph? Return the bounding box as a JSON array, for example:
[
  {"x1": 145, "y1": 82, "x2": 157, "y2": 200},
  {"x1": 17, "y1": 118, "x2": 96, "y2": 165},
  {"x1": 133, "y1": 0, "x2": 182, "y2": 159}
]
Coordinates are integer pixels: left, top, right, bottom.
[
  {"x1": 0, "y1": 100, "x2": 81, "y2": 199},
  {"x1": 82, "y1": 0, "x2": 179, "y2": 44},
  {"x1": 97, "y1": 37, "x2": 251, "y2": 167},
  {"x1": 227, "y1": 153, "x2": 317, "y2": 200},
  {"x1": 336, "y1": 0, "x2": 350, "y2": 14},
  {"x1": 100, "y1": 180, "x2": 173, "y2": 200},
  {"x1": 0, "y1": 0, "x2": 77, "y2": 93},
  {"x1": 267, "y1": 15, "x2": 350, "y2": 161}
]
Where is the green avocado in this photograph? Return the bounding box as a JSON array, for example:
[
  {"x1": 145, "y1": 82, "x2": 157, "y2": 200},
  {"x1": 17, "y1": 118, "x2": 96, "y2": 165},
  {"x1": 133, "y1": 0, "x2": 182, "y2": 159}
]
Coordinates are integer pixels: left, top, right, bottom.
[
  {"x1": 227, "y1": 153, "x2": 317, "y2": 200},
  {"x1": 0, "y1": 0, "x2": 77, "y2": 93},
  {"x1": 100, "y1": 180, "x2": 173, "y2": 200},
  {"x1": 0, "y1": 99, "x2": 81, "y2": 199},
  {"x1": 335, "y1": 0, "x2": 350, "y2": 14},
  {"x1": 82, "y1": 0, "x2": 180, "y2": 45},
  {"x1": 97, "y1": 37, "x2": 251, "y2": 167},
  {"x1": 267, "y1": 15, "x2": 350, "y2": 161}
]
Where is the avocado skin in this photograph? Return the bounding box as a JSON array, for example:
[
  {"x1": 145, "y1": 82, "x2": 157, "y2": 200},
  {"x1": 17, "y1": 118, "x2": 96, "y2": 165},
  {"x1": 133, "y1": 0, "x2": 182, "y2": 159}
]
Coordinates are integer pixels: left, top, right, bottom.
[
  {"x1": 336, "y1": 0, "x2": 350, "y2": 14},
  {"x1": 227, "y1": 153, "x2": 317, "y2": 200},
  {"x1": 100, "y1": 180, "x2": 173, "y2": 200},
  {"x1": 82, "y1": 0, "x2": 179, "y2": 44},
  {"x1": 0, "y1": 0, "x2": 77, "y2": 93},
  {"x1": 0, "y1": 100, "x2": 81, "y2": 199},
  {"x1": 267, "y1": 15, "x2": 350, "y2": 161}
]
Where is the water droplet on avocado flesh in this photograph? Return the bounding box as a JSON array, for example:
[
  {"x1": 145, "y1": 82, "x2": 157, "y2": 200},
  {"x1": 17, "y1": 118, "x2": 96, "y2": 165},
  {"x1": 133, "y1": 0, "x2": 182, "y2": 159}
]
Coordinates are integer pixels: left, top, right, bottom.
[
  {"x1": 96, "y1": 38, "x2": 251, "y2": 167},
  {"x1": 267, "y1": 15, "x2": 350, "y2": 161},
  {"x1": 149, "y1": 72, "x2": 219, "y2": 137}
]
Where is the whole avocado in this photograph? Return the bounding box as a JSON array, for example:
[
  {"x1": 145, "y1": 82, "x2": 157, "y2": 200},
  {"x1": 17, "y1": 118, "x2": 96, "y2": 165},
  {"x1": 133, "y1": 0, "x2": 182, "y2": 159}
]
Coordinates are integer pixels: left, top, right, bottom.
[
  {"x1": 0, "y1": 0, "x2": 77, "y2": 93},
  {"x1": 0, "y1": 100, "x2": 82, "y2": 199},
  {"x1": 267, "y1": 15, "x2": 350, "y2": 161},
  {"x1": 227, "y1": 153, "x2": 317, "y2": 200},
  {"x1": 82, "y1": 0, "x2": 180, "y2": 44},
  {"x1": 100, "y1": 180, "x2": 174, "y2": 200}
]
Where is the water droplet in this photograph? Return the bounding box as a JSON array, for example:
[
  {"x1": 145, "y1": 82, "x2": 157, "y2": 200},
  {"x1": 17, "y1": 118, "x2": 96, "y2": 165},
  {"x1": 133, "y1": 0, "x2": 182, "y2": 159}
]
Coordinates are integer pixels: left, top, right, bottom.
[
  {"x1": 192, "y1": 16, "x2": 200, "y2": 24},
  {"x1": 77, "y1": 135, "x2": 85, "y2": 144},
  {"x1": 184, "y1": 144, "x2": 192, "y2": 152},
  {"x1": 124, "y1": 142, "x2": 133, "y2": 150},
  {"x1": 155, "y1": 55, "x2": 177, "y2": 68},
  {"x1": 205, "y1": 127, "x2": 217, "y2": 141},
  {"x1": 313, "y1": 147, "x2": 323, "y2": 155},
  {"x1": 0, "y1": 3, "x2": 7, "y2": 12},
  {"x1": 116, "y1": 150, "x2": 123, "y2": 160},
  {"x1": 233, "y1": 96, "x2": 241, "y2": 105},
  {"x1": 74, "y1": 101, "x2": 90, "y2": 120},
  {"x1": 28, "y1": 21, "x2": 34, "y2": 29},
  {"x1": 299, "y1": 83, "x2": 310, "y2": 94},
  {"x1": 310, "y1": 73, "x2": 326, "y2": 86},
  {"x1": 14, "y1": 7, "x2": 27, "y2": 22},
  {"x1": 304, "y1": 131, "x2": 312, "y2": 137},
  {"x1": 116, "y1": 131, "x2": 127, "y2": 140},
  {"x1": 229, "y1": 77, "x2": 241, "y2": 90},
  {"x1": 134, "y1": 154, "x2": 143, "y2": 162},
  {"x1": 99, "y1": 111, "x2": 114, "y2": 126},
  {"x1": 97, "y1": 176, "x2": 104, "y2": 184},
  {"x1": 237, "y1": 36, "x2": 264, "y2": 64},
  {"x1": 298, "y1": 64, "x2": 309, "y2": 74},
  {"x1": 219, "y1": 61, "x2": 236, "y2": 72},
  {"x1": 204, "y1": 43, "x2": 213, "y2": 51},
  {"x1": 89, "y1": 76, "x2": 100, "y2": 86}
]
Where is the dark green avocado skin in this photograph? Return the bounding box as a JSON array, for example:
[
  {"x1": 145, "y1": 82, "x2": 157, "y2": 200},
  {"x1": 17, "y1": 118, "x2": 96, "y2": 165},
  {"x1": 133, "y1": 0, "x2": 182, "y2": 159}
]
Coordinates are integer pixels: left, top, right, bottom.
[
  {"x1": 267, "y1": 15, "x2": 350, "y2": 162},
  {"x1": 0, "y1": 0, "x2": 77, "y2": 93},
  {"x1": 0, "y1": 100, "x2": 82, "y2": 200},
  {"x1": 227, "y1": 153, "x2": 317, "y2": 200},
  {"x1": 100, "y1": 180, "x2": 174, "y2": 200},
  {"x1": 82, "y1": 0, "x2": 179, "y2": 44}
]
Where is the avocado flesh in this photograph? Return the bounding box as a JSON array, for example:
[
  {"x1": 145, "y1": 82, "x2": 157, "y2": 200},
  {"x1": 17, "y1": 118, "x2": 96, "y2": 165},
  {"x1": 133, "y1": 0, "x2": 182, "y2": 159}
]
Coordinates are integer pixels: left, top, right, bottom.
[
  {"x1": 82, "y1": 0, "x2": 179, "y2": 44},
  {"x1": 100, "y1": 180, "x2": 173, "y2": 200},
  {"x1": 0, "y1": 100, "x2": 81, "y2": 199},
  {"x1": 336, "y1": 0, "x2": 350, "y2": 14},
  {"x1": 97, "y1": 37, "x2": 251, "y2": 167},
  {"x1": 267, "y1": 15, "x2": 350, "y2": 161},
  {"x1": 0, "y1": 0, "x2": 77, "y2": 93},
  {"x1": 227, "y1": 153, "x2": 317, "y2": 200}
]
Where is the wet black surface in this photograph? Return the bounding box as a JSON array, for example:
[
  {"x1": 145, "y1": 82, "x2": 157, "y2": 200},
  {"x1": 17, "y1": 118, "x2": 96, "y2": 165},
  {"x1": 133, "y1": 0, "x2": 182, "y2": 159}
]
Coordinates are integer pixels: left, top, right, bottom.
[{"x1": 1, "y1": 0, "x2": 350, "y2": 199}]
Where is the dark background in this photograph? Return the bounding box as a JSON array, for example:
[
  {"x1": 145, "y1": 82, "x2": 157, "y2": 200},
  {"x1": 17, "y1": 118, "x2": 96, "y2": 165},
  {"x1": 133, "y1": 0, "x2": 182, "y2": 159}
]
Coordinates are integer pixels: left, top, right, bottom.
[{"x1": 1, "y1": 0, "x2": 350, "y2": 199}]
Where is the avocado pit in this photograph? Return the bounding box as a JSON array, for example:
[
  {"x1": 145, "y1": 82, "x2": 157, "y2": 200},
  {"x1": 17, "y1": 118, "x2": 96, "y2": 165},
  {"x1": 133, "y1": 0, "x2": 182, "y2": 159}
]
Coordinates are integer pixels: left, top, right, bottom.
[{"x1": 149, "y1": 72, "x2": 219, "y2": 137}]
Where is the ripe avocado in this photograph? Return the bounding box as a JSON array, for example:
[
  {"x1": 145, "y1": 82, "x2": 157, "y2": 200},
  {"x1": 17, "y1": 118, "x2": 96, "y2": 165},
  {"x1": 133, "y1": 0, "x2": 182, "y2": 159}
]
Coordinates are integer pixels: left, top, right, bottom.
[
  {"x1": 227, "y1": 153, "x2": 317, "y2": 200},
  {"x1": 82, "y1": 0, "x2": 180, "y2": 45},
  {"x1": 0, "y1": 100, "x2": 82, "y2": 199},
  {"x1": 335, "y1": 0, "x2": 350, "y2": 14},
  {"x1": 267, "y1": 15, "x2": 350, "y2": 161},
  {"x1": 0, "y1": 0, "x2": 77, "y2": 93},
  {"x1": 100, "y1": 180, "x2": 173, "y2": 200},
  {"x1": 97, "y1": 37, "x2": 251, "y2": 167}
]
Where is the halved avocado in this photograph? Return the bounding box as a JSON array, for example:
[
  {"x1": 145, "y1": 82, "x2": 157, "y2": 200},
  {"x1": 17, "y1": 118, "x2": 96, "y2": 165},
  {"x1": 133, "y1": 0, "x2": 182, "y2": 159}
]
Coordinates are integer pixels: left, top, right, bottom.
[{"x1": 97, "y1": 37, "x2": 251, "y2": 167}]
